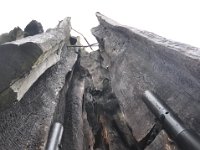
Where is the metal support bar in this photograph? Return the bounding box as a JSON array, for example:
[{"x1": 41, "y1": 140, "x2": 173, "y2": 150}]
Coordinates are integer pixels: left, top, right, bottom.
[
  {"x1": 142, "y1": 90, "x2": 200, "y2": 150},
  {"x1": 46, "y1": 122, "x2": 63, "y2": 150}
]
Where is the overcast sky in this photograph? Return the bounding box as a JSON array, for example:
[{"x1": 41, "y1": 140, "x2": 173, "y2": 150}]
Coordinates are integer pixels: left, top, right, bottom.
[{"x1": 0, "y1": 0, "x2": 200, "y2": 48}]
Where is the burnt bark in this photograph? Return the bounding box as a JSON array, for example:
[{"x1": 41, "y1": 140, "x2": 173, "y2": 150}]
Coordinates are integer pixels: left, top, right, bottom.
[{"x1": 91, "y1": 12, "x2": 200, "y2": 150}]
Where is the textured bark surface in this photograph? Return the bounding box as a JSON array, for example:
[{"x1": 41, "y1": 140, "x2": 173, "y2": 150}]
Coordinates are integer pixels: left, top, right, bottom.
[
  {"x1": 61, "y1": 59, "x2": 86, "y2": 150},
  {"x1": 0, "y1": 17, "x2": 71, "y2": 110},
  {"x1": 80, "y1": 50, "x2": 142, "y2": 150},
  {"x1": 92, "y1": 12, "x2": 200, "y2": 149},
  {"x1": 0, "y1": 42, "x2": 78, "y2": 150}
]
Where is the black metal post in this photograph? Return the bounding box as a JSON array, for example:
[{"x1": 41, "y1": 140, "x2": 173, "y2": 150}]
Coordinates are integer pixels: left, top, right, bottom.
[{"x1": 142, "y1": 90, "x2": 200, "y2": 150}]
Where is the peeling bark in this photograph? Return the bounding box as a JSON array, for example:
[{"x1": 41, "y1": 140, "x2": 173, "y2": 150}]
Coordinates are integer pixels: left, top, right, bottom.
[
  {"x1": 0, "y1": 43, "x2": 78, "y2": 150},
  {"x1": 0, "y1": 17, "x2": 71, "y2": 110}
]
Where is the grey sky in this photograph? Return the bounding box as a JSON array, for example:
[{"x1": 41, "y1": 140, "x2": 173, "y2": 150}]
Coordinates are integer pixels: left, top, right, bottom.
[{"x1": 0, "y1": 0, "x2": 200, "y2": 48}]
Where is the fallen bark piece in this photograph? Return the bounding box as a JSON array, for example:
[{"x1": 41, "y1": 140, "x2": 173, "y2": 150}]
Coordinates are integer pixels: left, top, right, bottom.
[{"x1": 0, "y1": 17, "x2": 71, "y2": 110}]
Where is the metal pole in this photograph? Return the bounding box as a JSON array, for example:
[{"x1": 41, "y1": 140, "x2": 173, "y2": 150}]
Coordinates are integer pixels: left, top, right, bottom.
[
  {"x1": 143, "y1": 90, "x2": 200, "y2": 150},
  {"x1": 46, "y1": 122, "x2": 63, "y2": 150}
]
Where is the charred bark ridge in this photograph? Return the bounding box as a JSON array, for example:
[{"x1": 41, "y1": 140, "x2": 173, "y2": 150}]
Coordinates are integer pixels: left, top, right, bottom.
[
  {"x1": 79, "y1": 49, "x2": 151, "y2": 150},
  {"x1": 91, "y1": 12, "x2": 200, "y2": 150},
  {"x1": 79, "y1": 48, "x2": 165, "y2": 150}
]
